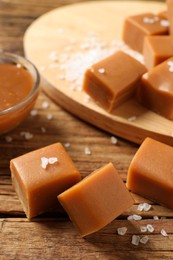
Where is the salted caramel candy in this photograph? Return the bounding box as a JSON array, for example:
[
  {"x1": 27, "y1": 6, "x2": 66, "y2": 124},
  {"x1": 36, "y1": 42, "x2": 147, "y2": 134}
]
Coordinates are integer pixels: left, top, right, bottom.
[
  {"x1": 167, "y1": 0, "x2": 173, "y2": 34},
  {"x1": 58, "y1": 162, "x2": 134, "y2": 237},
  {"x1": 122, "y1": 13, "x2": 169, "y2": 53},
  {"x1": 83, "y1": 51, "x2": 146, "y2": 113},
  {"x1": 137, "y1": 57, "x2": 173, "y2": 120},
  {"x1": 158, "y1": 10, "x2": 168, "y2": 20},
  {"x1": 143, "y1": 35, "x2": 173, "y2": 69},
  {"x1": 127, "y1": 137, "x2": 173, "y2": 210},
  {"x1": 10, "y1": 143, "x2": 81, "y2": 219}
]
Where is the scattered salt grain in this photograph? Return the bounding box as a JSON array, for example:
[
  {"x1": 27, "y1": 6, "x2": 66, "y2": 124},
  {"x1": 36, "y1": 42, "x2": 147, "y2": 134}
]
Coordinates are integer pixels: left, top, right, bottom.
[
  {"x1": 41, "y1": 127, "x2": 46, "y2": 133},
  {"x1": 5, "y1": 136, "x2": 13, "y2": 142},
  {"x1": 140, "y1": 235, "x2": 149, "y2": 244},
  {"x1": 131, "y1": 235, "x2": 140, "y2": 246},
  {"x1": 42, "y1": 101, "x2": 49, "y2": 109},
  {"x1": 161, "y1": 229, "x2": 168, "y2": 237},
  {"x1": 153, "y1": 216, "x2": 159, "y2": 220},
  {"x1": 110, "y1": 136, "x2": 118, "y2": 145},
  {"x1": 20, "y1": 132, "x2": 33, "y2": 140},
  {"x1": 160, "y1": 19, "x2": 170, "y2": 27},
  {"x1": 127, "y1": 214, "x2": 142, "y2": 221},
  {"x1": 83, "y1": 94, "x2": 90, "y2": 103},
  {"x1": 140, "y1": 226, "x2": 147, "y2": 233},
  {"x1": 48, "y1": 157, "x2": 58, "y2": 164},
  {"x1": 147, "y1": 224, "x2": 154, "y2": 233},
  {"x1": 49, "y1": 51, "x2": 58, "y2": 61},
  {"x1": 138, "y1": 203, "x2": 151, "y2": 212},
  {"x1": 98, "y1": 68, "x2": 105, "y2": 74},
  {"x1": 41, "y1": 157, "x2": 49, "y2": 169},
  {"x1": 64, "y1": 142, "x2": 70, "y2": 148},
  {"x1": 128, "y1": 115, "x2": 137, "y2": 122},
  {"x1": 84, "y1": 147, "x2": 91, "y2": 155},
  {"x1": 41, "y1": 157, "x2": 58, "y2": 169},
  {"x1": 30, "y1": 109, "x2": 38, "y2": 117},
  {"x1": 117, "y1": 227, "x2": 127, "y2": 235},
  {"x1": 16, "y1": 63, "x2": 22, "y2": 68},
  {"x1": 168, "y1": 61, "x2": 173, "y2": 72},
  {"x1": 47, "y1": 113, "x2": 53, "y2": 120}
]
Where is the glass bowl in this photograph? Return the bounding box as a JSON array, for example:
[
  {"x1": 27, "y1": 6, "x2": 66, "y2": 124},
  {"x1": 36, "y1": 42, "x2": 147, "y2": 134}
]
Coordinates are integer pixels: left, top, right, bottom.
[{"x1": 0, "y1": 52, "x2": 40, "y2": 134}]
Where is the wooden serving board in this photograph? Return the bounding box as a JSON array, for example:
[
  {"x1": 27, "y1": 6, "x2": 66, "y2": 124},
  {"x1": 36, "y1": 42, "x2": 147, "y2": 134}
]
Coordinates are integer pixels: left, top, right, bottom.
[{"x1": 24, "y1": 0, "x2": 173, "y2": 145}]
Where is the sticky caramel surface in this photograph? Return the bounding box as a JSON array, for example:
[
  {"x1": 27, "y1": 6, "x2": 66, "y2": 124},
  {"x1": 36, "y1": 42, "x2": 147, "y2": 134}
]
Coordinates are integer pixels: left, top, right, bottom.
[
  {"x1": 122, "y1": 13, "x2": 169, "y2": 53},
  {"x1": 0, "y1": 64, "x2": 33, "y2": 111},
  {"x1": 83, "y1": 51, "x2": 146, "y2": 113},
  {"x1": 10, "y1": 143, "x2": 81, "y2": 219},
  {"x1": 137, "y1": 57, "x2": 173, "y2": 120},
  {"x1": 127, "y1": 137, "x2": 173, "y2": 210},
  {"x1": 143, "y1": 36, "x2": 173, "y2": 69},
  {"x1": 58, "y1": 162, "x2": 134, "y2": 237},
  {"x1": 167, "y1": 0, "x2": 173, "y2": 34}
]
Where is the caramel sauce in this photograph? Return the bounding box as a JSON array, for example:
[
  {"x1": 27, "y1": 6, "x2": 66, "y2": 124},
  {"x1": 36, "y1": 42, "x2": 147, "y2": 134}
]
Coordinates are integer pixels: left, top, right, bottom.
[{"x1": 0, "y1": 63, "x2": 34, "y2": 111}]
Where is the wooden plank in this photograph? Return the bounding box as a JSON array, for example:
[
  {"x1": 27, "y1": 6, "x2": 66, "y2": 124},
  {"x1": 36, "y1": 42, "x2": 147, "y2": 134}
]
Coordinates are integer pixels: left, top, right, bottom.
[
  {"x1": 24, "y1": 1, "x2": 173, "y2": 145},
  {"x1": 1, "y1": 218, "x2": 173, "y2": 259}
]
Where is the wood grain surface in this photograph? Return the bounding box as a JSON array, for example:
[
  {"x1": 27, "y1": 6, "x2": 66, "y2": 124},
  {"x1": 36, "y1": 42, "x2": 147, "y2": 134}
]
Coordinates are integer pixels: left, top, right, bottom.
[
  {"x1": 23, "y1": 0, "x2": 173, "y2": 146},
  {"x1": 0, "y1": 1, "x2": 173, "y2": 259}
]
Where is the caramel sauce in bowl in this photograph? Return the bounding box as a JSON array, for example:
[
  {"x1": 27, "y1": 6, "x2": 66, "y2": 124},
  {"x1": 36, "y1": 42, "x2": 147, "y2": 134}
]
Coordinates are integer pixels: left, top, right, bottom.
[{"x1": 0, "y1": 52, "x2": 40, "y2": 134}]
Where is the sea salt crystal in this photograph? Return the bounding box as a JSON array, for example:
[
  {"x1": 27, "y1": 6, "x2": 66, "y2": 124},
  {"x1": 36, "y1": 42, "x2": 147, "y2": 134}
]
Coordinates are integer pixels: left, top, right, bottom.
[
  {"x1": 30, "y1": 109, "x2": 38, "y2": 117},
  {"x1": 138, "y1": 203, "x2": 151, "y2": 212},
  {"x1": 147, "y1": 224, "x2": 154, "y2": 233},
  {"x1": 160, "y1": 19, "x2": 170, "y2": 27},
  {"x1": 64, "y1": 142, "x2": 70, "y2": 148},
  {"x1": 110, "y1": 136, "x2": 118, "y2": 145},
  {"x1": 48, "y1": 157, "x2": 58, "y2": 164},
  {"x1": 40, "y1": 66, "x2": 46, "y2": 71},
  {"x1": 153, "y1": 216, "x2": 159, "y2": 220},
  {"x1": 117, "y1": 227, "x2": 127, "y2": 235},
  {"x1": 42, "y1": 101, "x2": 49, "y2": 109},
  {"x1": 128, "y1": 115, "x2": 137, "y2": 122},
  {"x1": 98, "y1": 68, "x2": 105, "y2": 74},
  {"x1": 16, "y1": 63, "x2": 22, "y2": 68},
  {"x1": 20, "y1": 132, "x2": 33, "y2": 140},
  {"x1": 161, "y1": 229, "x2": 168, "y2": 237},
  {"x1": 41, "y1": 127, "x2": 46, "y2": 133},
  {"x1": 127, "y1": 214, "x2": 142, "y2": 220},
  {"x1": 5, "y1": 136, "x2": 13, "y2": 142},
  {"x1": 140, "y1": 226, "x2": 147, "y2": 233},
  {"x1": 47, "y1": 113, "x2": 53, "y2": 120},
  {"x1": 83, "y1": 94, "x2": 90, "y2": 103},
  {"x1": 131, "y1": 235, "x2": 140, "y2": 246},
  {"x1": 140, "y1": 235, "x2": 149, "y2": 244},
  {"x1": 41, "y1": 157, "x2": 49, "y2": 169},
  {"x1": 41, "y1": 157, "x2": 58, "y2": 169},
  {"x1": 84, "y1": 147, "x2": 91, "y2": 155}
]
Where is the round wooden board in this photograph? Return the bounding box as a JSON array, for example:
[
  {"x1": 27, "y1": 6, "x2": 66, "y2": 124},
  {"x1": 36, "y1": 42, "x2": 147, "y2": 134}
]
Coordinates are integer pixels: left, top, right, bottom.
[{"x1": 24, "y1": 0, "x2": 173, "y2": 145}]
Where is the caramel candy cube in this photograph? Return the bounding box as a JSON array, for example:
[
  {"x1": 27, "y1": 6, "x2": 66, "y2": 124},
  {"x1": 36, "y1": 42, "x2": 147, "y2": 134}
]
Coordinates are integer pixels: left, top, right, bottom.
[
  {"x1": 167, "y1": 0, "x2": 173, "y2": 34},
  {"x1": 10, "y1": 143, "x2": 81, "y2": 219},
  {"x1": 83, "y1": 51, "x2": 146, "y2": 113},
  {"x1": 158, "y1": 10, "x2": 168, "y2": 20},
  {"x1": 58, "y1": 162, "x2": 134, "y2": 237},
  {"x1": 137, "y1": 57, "x2": 173, "y2": 120},
  {"x1": 127, "y1": 137, "x2": 173, "y2": 210},
  {"x1": 122, "y1": 13, "x2": 169, "y2": 53},
  {"x1": 143, "y1": 36, "x2": 173, "y2": 69}
]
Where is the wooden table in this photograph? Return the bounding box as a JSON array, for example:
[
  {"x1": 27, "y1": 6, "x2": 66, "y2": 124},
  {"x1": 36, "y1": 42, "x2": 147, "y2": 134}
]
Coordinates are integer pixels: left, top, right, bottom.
[{"x1": 1, "y1": 0, "x2": 172, "y2": 259}]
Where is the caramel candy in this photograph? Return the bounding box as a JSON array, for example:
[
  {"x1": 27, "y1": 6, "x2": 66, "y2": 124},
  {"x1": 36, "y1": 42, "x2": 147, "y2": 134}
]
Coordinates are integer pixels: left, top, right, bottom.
[
  {"x1": 167, "y1": 0, "x2": 173, "y2": 34},
  {"x1": 122, "y1": 13, "x2": 169, "y2": 53},
  {"x1": 83, "y1": 51, "x2": 146, "y2": 113},
  {"x1": 58, "y1": 162, "x2": 134, "y2": 237},
  {"x1": 143, "y1": 35, "x2": 173, "y2": 69},
  {"x1": 127, "y1": 137, "x2": 173, "y2": 210},
  {"x1": 10, "y1": 143, "x2": 81, "y2": 219},
  {"x1": 158, "y1": 10, "x2": 168, "y2": 20},
  {"x1": 137, "y1": 57, "x2": 173, "y2": 120}
]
